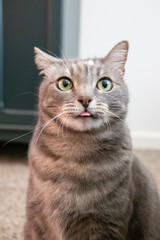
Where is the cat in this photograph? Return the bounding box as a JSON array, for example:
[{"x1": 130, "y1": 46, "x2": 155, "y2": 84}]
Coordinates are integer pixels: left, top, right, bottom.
[{"x1": 24, "y1": 41, "x2": 160, "y2": 240}]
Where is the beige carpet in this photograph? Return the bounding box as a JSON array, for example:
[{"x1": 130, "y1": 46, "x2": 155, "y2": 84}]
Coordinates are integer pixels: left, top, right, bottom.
[{"x1": 0, "y1": 143, "x2": 160, "y2": 240}]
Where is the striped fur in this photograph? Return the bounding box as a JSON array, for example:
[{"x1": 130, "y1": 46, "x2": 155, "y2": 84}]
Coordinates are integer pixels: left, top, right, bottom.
[{"x1": 24, "y1": 41, "x2": 160, "y2": 240}]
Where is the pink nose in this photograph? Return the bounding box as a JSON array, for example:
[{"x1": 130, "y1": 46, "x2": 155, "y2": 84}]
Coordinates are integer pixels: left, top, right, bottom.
[{"x1": 78, "y1": 96, "x2": 92, "y2": 108}]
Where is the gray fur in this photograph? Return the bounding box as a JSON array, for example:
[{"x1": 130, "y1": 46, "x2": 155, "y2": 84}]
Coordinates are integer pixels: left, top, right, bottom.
[{"x1": 24, "y1": 41, "x2": 160, "y2": 240}]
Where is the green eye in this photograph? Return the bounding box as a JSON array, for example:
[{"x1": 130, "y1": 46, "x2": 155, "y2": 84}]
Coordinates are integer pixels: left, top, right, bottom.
[
  {"x1": 97, "y1": 78, "x2": 113, "y2": 91},
  {"x1": 58, "y1": 78, "x2": 73, "y2": 91}
]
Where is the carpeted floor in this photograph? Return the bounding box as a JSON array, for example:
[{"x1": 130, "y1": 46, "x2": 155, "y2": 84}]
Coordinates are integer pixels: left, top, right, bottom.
[{"x1": 0, "y1": 143, "x2": 160, "y2": 240}]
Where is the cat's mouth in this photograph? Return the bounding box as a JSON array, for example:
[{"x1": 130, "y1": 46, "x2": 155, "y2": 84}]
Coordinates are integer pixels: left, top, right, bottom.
[
  {"x1": 78, "y1": 111, "x2": 95, "y2": 118},
  {"x1": 80, "y1": 112, "x2": 91, "y2": 117},
  {"x1": 69, "y1": 109, "x2": 97, "y2": 119}
]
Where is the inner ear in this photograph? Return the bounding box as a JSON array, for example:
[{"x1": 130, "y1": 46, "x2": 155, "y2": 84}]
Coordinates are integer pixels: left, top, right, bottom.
[
  {"x1": 103, "y1": 41, "x2": 129, "y2": 74},
  {"x1": 34, "y1": 47, "x2": 60, "y2": 70}
]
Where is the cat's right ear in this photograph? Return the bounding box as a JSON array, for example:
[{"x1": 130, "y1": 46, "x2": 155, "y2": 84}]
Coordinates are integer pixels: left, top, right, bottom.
[{"x1": 34, "y1": 47, "x2": 59, "y2": 73}]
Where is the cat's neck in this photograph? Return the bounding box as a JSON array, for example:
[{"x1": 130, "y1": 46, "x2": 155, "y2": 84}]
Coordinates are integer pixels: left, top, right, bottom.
[{"x1": 32, "y1": 117, "x2": 131, "y2": 163}]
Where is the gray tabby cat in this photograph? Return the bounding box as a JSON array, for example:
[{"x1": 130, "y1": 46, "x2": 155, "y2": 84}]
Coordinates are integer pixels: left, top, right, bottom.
[{"x1": 24, "y1": 41, "x2": 160, "y2": 240}]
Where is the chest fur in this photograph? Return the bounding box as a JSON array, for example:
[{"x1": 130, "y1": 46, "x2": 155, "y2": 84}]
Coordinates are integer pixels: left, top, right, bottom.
[{"x1": 47, "y1": 171, "x2": 131, "y2": 240}]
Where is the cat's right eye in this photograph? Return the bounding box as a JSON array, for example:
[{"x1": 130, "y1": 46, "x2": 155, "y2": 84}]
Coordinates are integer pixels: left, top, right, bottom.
[{"x1": 57, "y1": 77, "x2": 73, "y2": 91}]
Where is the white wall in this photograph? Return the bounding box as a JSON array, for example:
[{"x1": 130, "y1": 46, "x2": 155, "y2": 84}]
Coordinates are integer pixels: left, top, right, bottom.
[{"x1": 79, "y1": 0, "x2": 160, "y2": 149}]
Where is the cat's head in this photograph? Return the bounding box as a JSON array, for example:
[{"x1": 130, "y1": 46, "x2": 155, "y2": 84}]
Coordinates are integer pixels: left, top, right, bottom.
[{"x1": 34, "y1": 41, "x2": 129, "y2": 132}]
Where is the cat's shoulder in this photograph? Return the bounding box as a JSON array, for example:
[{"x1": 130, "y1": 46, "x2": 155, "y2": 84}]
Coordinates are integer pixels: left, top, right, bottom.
[{"x1": 131, "y1": 153, "x2": 159, "y2": 199}]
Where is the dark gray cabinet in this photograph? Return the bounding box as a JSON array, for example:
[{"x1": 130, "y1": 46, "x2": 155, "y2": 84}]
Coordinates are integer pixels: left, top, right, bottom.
[{"x1": 0, "y1": 0, "x2": 62, "y2": 142}]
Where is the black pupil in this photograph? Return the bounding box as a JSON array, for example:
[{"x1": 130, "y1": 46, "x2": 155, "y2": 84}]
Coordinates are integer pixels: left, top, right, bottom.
[
  {"x1": 102, "y1": 79, "x2": 109, "y2": 88},
  {"x1": 63, "y1": 79, "x2": 70, "y2": 88}
]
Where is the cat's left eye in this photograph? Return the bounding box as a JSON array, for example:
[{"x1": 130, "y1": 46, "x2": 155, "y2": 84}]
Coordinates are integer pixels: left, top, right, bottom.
[
  {"x1": 97, "y1": 78, "x2": 113, "y2": 92},
  {"x1": 57, "y1": 77, "x2": 73, "y2": 91}
]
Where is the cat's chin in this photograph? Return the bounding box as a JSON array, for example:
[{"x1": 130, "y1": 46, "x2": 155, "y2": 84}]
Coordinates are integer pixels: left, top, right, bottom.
[{"x1": 62, "y1": 116, "x2": 104, "y2": 132}]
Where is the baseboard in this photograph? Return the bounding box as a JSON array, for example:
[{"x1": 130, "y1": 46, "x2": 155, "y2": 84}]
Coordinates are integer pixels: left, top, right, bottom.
[{"x1": 131, "y1": 131, "x2": 160, "y2": 150}]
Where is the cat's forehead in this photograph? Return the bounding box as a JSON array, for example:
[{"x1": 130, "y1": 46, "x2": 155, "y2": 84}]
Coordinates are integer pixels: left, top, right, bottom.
[
  {"x1": 64, "y1": 58, "x2": 113, "y2": 82},
  {"x1": 70, "y1": 57, "x2": 100, "y2": 66},
  {"x1": 65, "y1": 58, "x2": 104, "y2": 75},
  {"x1": 65, "y1": 58, "x2": 101, "y2": 82},
  {"x1": 49, "y1": 57, "x2": 113, "y2": 83}
]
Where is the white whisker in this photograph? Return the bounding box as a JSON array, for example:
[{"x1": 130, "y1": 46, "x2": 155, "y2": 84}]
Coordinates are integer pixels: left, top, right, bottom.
[
  {"x1": 1, "y1": 121, "x2": 51, "y2": 147},
  {"x1": 34, "y1": 111, "x2": 66, "y2": 146},
  {"x1": 104, "y1": 116, "x2": 112, "y2": 131},
  {"x1": 56, "y1": 114, "x2": 66, "y2": 138},
  {"x1": 12, "y1": 91, "x2": 39, "y2": 98},
  {"x1": 61, "y1": 114, "x2": 70, "y2": 138},
  {"x1": 57, "y1": 44, "x2": 71, "y2": 70},
  {"x1": 107, "y1": 110, "x2": 125, "y2": 123},
  {"x1": 63, "y1": 103, "x2": 76, "y2": 108}
]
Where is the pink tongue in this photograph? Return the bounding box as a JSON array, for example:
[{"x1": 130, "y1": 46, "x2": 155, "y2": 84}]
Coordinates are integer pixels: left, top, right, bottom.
[{"x1": 80, "y1": 112, "x2": 91, "y2": 117}]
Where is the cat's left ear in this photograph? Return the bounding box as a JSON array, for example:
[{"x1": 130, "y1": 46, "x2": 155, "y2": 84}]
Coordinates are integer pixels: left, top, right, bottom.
[{"x1": 103, "y1": 41, "x2": 129, "y2": 76}]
